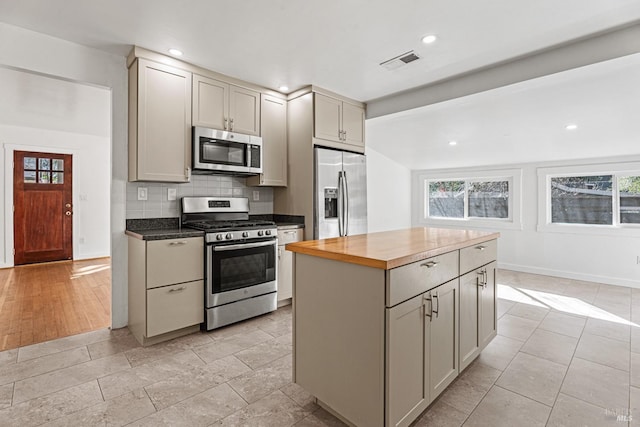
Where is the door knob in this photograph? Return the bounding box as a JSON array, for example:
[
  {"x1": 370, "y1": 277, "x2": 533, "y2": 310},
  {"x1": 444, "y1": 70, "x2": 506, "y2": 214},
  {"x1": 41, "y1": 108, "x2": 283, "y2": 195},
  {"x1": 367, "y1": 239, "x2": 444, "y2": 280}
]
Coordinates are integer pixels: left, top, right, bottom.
[{"x1": 65, "y1": 203, "x2": 71, "y2": 208}]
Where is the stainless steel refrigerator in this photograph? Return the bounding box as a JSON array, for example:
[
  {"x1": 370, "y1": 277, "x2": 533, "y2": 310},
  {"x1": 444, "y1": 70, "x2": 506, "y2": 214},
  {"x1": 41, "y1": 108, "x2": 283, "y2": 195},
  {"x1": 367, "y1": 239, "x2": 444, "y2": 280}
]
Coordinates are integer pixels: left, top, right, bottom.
[{"x1": 314, "y1": 147, "x2": 367, "y2": 239}]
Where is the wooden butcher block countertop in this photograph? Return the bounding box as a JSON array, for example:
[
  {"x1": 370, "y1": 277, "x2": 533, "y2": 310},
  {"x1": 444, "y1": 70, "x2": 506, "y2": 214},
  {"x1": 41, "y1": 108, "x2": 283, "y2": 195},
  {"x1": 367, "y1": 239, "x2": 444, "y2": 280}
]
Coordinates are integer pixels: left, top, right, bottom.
[{"x1": 285, "y1": 227, "x2": 500, "y2": 270}]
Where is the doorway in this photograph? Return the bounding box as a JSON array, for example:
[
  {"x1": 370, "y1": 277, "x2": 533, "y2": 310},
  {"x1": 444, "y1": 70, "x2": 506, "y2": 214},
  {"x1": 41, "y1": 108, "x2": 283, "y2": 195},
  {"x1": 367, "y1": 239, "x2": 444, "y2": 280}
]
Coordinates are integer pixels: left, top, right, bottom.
[{"x1": 13, "y1": 150, "x2": 73, "y2": 265}]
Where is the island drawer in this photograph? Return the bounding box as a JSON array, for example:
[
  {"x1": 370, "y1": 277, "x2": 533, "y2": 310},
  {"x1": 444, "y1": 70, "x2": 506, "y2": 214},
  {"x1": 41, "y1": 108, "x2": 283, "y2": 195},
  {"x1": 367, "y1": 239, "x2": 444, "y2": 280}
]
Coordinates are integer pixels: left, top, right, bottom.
[
  {"x1": 460, "y1": 239, "x2": 497, "y2": 275},
  {"x1": 386, "y1": 250, "x2": 459, "y2": 307}
]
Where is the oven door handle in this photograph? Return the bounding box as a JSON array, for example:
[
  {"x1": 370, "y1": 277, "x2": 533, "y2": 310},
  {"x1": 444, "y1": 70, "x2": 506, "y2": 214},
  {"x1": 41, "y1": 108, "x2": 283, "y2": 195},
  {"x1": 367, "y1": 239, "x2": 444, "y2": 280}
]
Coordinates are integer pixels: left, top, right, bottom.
[{"x1": 212, "y1": 240, "x2": 276, "y2": 252}]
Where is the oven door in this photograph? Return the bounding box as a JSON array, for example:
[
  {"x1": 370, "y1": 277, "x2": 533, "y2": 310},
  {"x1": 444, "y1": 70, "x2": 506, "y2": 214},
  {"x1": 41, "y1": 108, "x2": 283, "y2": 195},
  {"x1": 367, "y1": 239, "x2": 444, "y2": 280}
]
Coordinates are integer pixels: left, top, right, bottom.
[{"x1": 206, "y1": 239, "x2": 277, "y2": 307}]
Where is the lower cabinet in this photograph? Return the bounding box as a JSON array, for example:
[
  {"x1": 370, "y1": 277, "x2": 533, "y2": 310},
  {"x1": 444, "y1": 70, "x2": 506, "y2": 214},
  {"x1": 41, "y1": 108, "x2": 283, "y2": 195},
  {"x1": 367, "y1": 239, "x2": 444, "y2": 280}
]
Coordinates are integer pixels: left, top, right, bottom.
[
  {"x1": 386, "y1": 279, "x2": 459, "y2": 427},
  {"x1": 460, "y1": 261, "x2": 497, "y2": 371},
  {"x1": 277, "y1": 228, "x2": 303, "y2": 303},
  {"x1": 128, "y1": 236, "x2": 204, "y2": 345}
]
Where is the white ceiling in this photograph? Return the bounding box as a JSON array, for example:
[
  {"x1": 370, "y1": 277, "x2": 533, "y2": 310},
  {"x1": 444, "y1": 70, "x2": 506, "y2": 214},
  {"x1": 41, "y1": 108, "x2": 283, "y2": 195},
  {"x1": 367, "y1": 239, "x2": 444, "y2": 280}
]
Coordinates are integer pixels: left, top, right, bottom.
[
  {"x1": 1, "y1": 1, "x2": 640, "y2": 172},
  {"x1": 1, "y1": 0, "x2": 640, "y2": 102},
  {"x1": 366, "y1": 53, "x2": 640, "y2": 170}
]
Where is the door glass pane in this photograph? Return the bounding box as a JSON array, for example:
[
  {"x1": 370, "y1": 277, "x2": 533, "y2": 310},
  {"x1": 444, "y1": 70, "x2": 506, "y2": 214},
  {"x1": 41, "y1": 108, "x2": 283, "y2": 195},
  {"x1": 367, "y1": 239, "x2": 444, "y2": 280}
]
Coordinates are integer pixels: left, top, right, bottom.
[
  {"x1": 24, "y1": 171, "x2": 36, "y2": 183},
  {"x1": 551, "y1": 175, "x2": 613, "y2": 225},
  {"x1": 39, "y1": 158, "x2": 51, "y2": 170},
  {"x1": 619, "y1": 176, "x2": 640, "y2": 224},
  {"x1": 24, "y1": 157, "x2": 37, "y2": 170},
  {"x1": 52, "y1": 172, "x2": 64, "y2": 184},
  {"x1": 428, "y1": 181, "x2": 465, "y2": 218},
  {"x1": 38, "y1": 171, "x2": 51, "y2": 184},
  {"x1": 468, "y1": 181, "x2": 509, "y2": 219},
  {"x1": 52, "y1": 159, "x2": 64, "y2": 171}
]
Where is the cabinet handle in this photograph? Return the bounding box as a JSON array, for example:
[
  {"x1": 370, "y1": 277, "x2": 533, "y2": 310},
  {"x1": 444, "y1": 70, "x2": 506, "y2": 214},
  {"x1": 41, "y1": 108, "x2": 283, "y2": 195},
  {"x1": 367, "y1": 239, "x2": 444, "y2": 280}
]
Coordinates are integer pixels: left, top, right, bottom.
[
  {"x1": 476, "y1": 269, "x2": 487, "y2": 289},
  {"x1": 342, "y1": 130, "x2": 347, "y2": 140},
  {"x1": 230, "y1": 118, "x2": 234, "y2": 131},
  {"x1": 224, "y1": 117, "x2": 228, "y2": 130},
  {"x1": 420, "y1": 261, "x2": 439, "y2": 269},
  {"x1": 169, "y1": 241, "x2": 187, "y2": 246},
  {"x1": 424, "y1": 295, "x2": 433, "y2": 321},
  {"x1": 185, "y1": 166, "x2": 191, "y2": 181},
  {"x1": 278, "y1": 247, "x2": 281, "y2": 260},
  {"x1": 169, "y1": 286, "x2": 186, "y2": 293},
  {"x1": 432, "y1": 291, "x2": 439, "y2": 318},
  {"x1": 475, "y1": 245, "x2": 487, "y2": 251}
]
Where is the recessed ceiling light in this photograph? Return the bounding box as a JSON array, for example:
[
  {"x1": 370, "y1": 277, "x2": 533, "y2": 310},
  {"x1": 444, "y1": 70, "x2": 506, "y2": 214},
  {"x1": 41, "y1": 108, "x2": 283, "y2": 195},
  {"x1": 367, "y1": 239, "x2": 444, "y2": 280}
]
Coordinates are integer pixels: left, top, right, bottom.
[
  {"x1": 421, "y1": 34, "x2": 437, "y2": 44},
  {"x1": 279, "y1": 85, "x2": 289, "y2": 92},
  {"x1": 565, "y1": 124, "x2": 578, "y2": 130},
  {"x1": 168, "y1": 48, "x2": 183, "y2": 56},
  {"x1": 448, "y1": 141, "x2": 457, "y2": 146}
]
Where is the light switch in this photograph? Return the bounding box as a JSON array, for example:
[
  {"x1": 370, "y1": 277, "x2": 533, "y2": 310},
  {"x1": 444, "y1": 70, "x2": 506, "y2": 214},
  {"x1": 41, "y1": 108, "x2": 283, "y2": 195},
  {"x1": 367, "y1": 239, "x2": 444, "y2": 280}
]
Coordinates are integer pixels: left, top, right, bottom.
[
  {"x1": 253, "y1": 190, "x2": 260, "y2": 201},
  {"x1": 137, "y1": 187, "x2": 148, "y2": 201},
  {"x1": 168, "y1": 188, "x2": 177, "y2": 201}
]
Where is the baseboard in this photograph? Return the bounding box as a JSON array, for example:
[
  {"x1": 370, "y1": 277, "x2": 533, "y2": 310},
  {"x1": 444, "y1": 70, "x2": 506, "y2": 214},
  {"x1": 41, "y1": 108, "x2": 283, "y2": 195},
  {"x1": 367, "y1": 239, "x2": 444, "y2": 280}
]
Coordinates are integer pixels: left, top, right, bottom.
[
  {"x1": 75, "y1": 252, "x2": 110, "y2": 261},
  {"x1": 499, "y1": 262, "x2": 640, "y2": 289}
]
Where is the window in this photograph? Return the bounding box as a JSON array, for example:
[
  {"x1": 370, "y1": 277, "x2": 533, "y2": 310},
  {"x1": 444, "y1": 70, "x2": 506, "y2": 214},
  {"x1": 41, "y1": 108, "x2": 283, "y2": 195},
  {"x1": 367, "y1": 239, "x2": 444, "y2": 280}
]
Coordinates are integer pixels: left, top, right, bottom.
[
  {"x1": 538, "y1": 163, "x2": 640, "y2": 234},
  {"x1": 416, "y1": 169, "x2": 522, "y2": 230},
  {"x1": 23, "y1": 156, "x2": 64, "y2": 184}
]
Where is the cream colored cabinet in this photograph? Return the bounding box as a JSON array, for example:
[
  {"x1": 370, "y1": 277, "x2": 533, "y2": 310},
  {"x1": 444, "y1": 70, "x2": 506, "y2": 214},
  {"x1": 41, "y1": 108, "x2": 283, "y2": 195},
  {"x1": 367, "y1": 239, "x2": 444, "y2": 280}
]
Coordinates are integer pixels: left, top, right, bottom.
[
  {"x1": 386, "y1": 277, "x2": 458, "y2": 427},
  {"x1": 459, "y1": 242, "x2": 497, "y2": 371},
  {"x1": 128, "y1": 58, "x2": 192, "y2": 182},
  {"x1": 247, "y1": 94, "x2": 288, "y2": 187},
  {"x1": 192, "y1": 74, "x2": 260, "y2": 136},
  {"x1": 386, "y1": 293, "x2": 429, "y2": 427},
  {"x1": 128, "y1": 236, "x2": 204, "y2": 345},
  {"x1": 314, "y1": 93, "x2": 365, "y2": 148},
  {"x1": 277, "y1": 228, "x2": 303, "y2": 302}
]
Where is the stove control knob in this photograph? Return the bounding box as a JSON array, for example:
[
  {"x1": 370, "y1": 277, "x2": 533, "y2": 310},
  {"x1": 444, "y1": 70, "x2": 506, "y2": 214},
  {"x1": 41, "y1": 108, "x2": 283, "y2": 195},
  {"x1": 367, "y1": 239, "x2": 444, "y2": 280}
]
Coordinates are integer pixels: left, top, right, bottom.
[
  {"x1": 216, "y1": 234, "x2": 224, "y2": 241},
  {"x1": 242, "y1": 231, "x2": 249, "y2": 238},
  {"x1": 257, "y1": 230, "x2": 264, "y2": 236},
  {"x1": 226, "y1": 233, "x2": 233, "y2": 240},
  {"x1": 265, "y1": 230, "x2": 272, "y2": 236}
]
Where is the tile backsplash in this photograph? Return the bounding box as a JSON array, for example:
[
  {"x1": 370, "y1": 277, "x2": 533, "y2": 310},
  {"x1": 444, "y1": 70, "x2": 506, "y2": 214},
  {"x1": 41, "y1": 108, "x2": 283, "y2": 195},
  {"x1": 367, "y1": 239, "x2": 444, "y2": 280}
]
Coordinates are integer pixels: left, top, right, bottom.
[{"x1": 126, "y1": 175, "x2": 273, "y2": 219}]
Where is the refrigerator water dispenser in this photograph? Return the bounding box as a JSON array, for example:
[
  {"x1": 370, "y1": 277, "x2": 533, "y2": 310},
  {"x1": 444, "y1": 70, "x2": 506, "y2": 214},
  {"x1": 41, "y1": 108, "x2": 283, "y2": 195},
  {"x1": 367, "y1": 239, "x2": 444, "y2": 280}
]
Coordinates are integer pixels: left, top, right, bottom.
[{"x1": 324, "y1": 187, "x2": 338, "y2": 218}]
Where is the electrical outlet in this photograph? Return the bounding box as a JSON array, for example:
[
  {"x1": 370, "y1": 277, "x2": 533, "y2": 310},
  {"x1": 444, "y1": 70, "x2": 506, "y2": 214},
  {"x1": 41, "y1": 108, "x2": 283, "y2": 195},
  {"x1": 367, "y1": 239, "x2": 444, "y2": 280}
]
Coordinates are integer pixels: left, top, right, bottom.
[
  {"x1": 167, "y1": 188, "x2": 177, "y2": 201},
  {"x1": 637, "y1": 255, "x2": 640, "y2": 265},
  {"x1": 79, "y1": 237, "x2": 85, "y2": 244},
  {"x1": 253, "y1": 190, "x2": 260, "y2": 201},
  {"x1": 79, "y1": 194, "x2": 88, "y2": 201},
  {"x1": 137, "y1": 187, "x2": 148, "y2": 201}
]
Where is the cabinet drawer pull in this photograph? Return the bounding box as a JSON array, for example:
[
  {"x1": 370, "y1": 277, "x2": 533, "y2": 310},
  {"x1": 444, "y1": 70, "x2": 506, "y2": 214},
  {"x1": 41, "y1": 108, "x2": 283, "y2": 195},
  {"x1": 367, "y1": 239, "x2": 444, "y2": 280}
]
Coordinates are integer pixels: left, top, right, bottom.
[
  {"x1": 432, "y1": 292, "x2": 439, "y2": 318},
  {"x1": 169, "y1": 241, "x2": 187, "y2": 246},
  {"x1": 168, "y1": 286, "x2": 186, "y2": 293},
  {"x1": 423, "y1": 295, "x2": 433, "y2": 321},
  {"x1": 475, "y1": 245, "x2": 486, "y2": 251},
  {"x1": 420, "y1": 261, "x2": 439, "y2": 268}
]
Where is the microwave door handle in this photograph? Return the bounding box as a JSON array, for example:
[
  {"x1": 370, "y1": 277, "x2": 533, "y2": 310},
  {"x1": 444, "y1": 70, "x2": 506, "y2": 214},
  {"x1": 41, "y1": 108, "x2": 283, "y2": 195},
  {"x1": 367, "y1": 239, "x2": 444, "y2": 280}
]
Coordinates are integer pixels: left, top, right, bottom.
[
  {"x1": 343, "y1": 171, "x2": 349, "y2": 236},
  {"x1": 337, "y1": 172, "x2": 344, "y2": 237},
  {"x1": 213, "y1": 240, "x2": 275, "y2": 252}
]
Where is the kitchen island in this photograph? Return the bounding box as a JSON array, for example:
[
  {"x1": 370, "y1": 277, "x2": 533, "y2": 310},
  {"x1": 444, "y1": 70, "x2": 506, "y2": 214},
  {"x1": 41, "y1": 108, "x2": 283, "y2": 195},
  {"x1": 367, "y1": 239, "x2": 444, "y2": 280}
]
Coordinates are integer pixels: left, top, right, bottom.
[{"x1": 286, "y1": 227, "x2": 499, "y2": 427}]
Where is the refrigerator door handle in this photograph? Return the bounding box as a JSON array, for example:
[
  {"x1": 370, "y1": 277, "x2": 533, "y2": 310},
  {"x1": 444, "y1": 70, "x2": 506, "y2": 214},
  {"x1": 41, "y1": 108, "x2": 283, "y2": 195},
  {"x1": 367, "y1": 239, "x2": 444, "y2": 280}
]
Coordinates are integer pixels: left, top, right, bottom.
[
  {"x1": 337, "y1": 171, "x2": 345, "y2": 237},
  {"x1": 343, "y1": 171, "x2": 349, "y2": 236}
]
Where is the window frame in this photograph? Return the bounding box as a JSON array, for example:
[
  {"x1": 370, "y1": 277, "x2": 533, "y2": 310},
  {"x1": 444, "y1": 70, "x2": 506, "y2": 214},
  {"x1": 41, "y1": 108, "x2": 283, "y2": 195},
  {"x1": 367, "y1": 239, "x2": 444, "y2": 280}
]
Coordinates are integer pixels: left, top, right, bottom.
[
  {"x1": 415, "y1": 168, "x2": 523, "y2": 230},
  {"x1": 537, "y1": 162, "x2": 640, "y2": 236}
]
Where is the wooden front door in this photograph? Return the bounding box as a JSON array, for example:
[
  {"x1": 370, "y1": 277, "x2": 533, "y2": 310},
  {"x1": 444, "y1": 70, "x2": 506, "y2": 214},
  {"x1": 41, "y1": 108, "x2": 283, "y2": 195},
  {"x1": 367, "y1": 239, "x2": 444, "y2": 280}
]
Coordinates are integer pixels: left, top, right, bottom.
[{"x1": 14, "y1": 151, "x2": 73, "y2": 265}]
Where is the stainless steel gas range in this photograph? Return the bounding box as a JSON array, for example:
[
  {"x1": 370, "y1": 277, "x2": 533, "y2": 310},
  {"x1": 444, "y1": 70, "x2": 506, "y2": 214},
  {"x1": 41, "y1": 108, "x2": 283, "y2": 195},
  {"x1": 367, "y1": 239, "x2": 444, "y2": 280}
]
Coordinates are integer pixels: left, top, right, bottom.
[{"x1": 181, "y1": 196, "x2": 277, "y2": 330}]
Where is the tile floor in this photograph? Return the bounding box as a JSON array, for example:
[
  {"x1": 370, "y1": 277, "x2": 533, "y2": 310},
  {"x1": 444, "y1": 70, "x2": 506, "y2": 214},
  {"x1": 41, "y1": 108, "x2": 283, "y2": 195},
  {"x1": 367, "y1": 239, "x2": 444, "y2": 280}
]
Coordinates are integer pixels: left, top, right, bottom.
[{"x1": 0, "y1": 269, "x2": 638, "y2": 426}]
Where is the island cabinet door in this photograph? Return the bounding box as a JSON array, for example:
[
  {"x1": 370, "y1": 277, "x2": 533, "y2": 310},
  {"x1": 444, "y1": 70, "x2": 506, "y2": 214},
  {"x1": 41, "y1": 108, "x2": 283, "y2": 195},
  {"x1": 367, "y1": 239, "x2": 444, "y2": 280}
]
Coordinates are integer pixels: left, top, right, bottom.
[
  {"x1": 386, "y1": 293, "x2": 430, "y2": 427},
  {"x1": 479, "y1": 262, "x2": 497, "y2": 350},
  {"x1": 459, "y1": 269, "x2": 480, "y2": 371},
  {"x1": 428, "y1": 278, "x2": 459, "y2": 399}
]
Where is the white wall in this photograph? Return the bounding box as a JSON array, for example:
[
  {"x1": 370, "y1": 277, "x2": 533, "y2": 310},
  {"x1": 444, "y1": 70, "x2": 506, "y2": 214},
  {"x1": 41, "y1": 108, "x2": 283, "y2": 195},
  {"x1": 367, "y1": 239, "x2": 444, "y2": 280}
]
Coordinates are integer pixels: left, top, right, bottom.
[
  {"x1": 366, "y1": 147, "x2": 411, "y2": 233},
  {"x1": 0, "y1": 22, "x2": 129, "y2": 328},
  {"x1": 412, "y1": 156, "x2": 640, "y2": 288},
  {"x1": 0, "y1": 67, "x2": 111, "y2": 263}
]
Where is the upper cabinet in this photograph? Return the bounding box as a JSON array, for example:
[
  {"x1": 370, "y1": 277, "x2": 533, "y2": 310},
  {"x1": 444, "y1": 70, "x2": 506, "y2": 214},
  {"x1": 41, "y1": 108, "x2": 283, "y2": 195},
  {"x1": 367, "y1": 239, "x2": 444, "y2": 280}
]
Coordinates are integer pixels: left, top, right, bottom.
[
  {"x1": 192, "y1": 74, "x2": 261, "y2": 136},
  {"x1": 314, "y1": 93, "x2": 365, "y2": 149},
  {"x1": 129, "y1": 58, "x2": 192, "y2": 182},
  {"x1": 247, "y1": 94, "x2": 288, "y2": 187}
]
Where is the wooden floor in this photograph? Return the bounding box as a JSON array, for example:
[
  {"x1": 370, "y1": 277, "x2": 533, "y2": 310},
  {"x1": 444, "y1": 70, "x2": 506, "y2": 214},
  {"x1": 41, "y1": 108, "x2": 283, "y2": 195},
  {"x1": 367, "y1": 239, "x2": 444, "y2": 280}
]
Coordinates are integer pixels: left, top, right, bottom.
[{"x1": 0, "y1": 257, "x2": 111, "y2": 351}]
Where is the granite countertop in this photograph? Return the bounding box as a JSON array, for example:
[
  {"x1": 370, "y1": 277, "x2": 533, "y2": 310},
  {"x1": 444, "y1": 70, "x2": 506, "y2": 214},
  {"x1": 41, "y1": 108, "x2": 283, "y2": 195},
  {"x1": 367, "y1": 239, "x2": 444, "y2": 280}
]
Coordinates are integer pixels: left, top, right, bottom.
[
  {"x1": 286, "y1": 227, "x2": 499, "y2": 270},
  {"x1": 125, "y1": 218, "x2": 204, "y2": 241}
]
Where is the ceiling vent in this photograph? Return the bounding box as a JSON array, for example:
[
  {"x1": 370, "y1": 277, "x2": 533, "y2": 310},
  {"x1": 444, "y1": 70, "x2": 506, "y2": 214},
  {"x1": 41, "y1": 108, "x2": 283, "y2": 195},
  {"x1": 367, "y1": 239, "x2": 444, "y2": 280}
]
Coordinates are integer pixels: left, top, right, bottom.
[{"x1": 380, "y1": 51, "x2": 421, "y2": 71}]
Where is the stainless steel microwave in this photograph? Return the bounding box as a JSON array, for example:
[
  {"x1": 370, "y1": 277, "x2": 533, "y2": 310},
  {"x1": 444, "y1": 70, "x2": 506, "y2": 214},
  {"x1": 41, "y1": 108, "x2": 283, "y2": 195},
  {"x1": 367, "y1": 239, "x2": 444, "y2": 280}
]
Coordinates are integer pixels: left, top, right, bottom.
[{"x1": 193, "y1": 127, "x2": 262, "y2": 175}]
